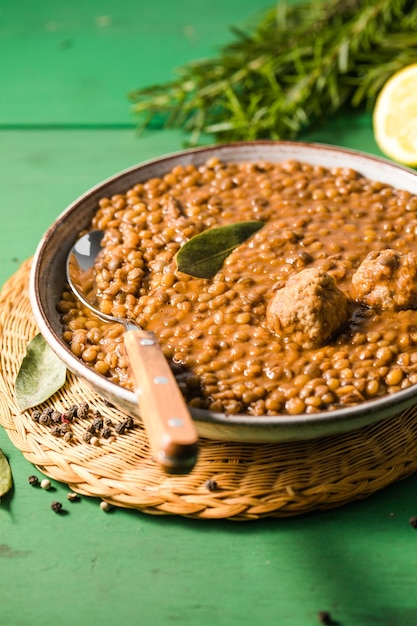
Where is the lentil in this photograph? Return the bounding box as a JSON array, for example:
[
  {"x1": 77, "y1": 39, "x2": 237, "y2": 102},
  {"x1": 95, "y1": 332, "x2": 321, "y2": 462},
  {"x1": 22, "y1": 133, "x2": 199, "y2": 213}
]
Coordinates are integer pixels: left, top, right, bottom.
[{"x1": 57, "y1": 158, "x2": 417, "y2": 417}]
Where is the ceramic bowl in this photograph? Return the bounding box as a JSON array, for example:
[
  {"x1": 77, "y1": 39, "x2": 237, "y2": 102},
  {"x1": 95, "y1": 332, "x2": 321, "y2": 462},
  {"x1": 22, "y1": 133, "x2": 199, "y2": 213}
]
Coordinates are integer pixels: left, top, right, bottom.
[{"x1": 29, "y1": 140, "x2": 417, "y2": 442}]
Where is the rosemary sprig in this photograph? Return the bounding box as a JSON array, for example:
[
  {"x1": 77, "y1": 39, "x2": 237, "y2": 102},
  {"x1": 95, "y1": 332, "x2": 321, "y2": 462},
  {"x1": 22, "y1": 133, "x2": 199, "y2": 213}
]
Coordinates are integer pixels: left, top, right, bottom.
[{"x1": 129, "y1": 0, "x2": 417, "y2": 144}]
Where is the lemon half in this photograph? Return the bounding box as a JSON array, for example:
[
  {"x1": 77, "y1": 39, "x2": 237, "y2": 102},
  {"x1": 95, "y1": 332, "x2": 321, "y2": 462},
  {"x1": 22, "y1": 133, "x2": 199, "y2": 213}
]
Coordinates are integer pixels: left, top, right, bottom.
[{"x1": 373, "y1": 63, "x2": 417, "y2": 166}]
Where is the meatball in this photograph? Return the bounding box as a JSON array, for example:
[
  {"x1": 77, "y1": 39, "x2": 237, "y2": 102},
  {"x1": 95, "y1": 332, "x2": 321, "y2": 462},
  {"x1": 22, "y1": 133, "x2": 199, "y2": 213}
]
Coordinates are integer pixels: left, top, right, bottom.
[
  {"x1": 266, "y1": 268, "x2": 350, "y2": 349},
  {"x1": 351, "y1": 249, "x2": 417, "y2": 311}
]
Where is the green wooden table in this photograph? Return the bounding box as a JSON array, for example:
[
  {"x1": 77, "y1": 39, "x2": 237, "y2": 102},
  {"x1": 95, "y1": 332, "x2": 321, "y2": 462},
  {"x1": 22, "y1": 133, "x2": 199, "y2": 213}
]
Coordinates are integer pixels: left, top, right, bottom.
[{"x1": 2, "y1": 2, "x2": 417, "y2": 625}]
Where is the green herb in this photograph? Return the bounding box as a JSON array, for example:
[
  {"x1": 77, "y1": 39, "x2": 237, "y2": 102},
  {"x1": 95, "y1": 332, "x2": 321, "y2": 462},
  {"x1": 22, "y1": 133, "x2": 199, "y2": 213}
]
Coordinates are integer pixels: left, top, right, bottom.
[
  {"x1": 0, "y1": 449, "x2": 13, "y2": 498},
  {"x1": 176, "y1": 221, "x2": 264, "y2": 278},
  {"x1": 15, "y1": 334, "x2": 67, "y2": 411},
  {"x1": 129, "y1": 0, "x2": 417, "y2": 144}
]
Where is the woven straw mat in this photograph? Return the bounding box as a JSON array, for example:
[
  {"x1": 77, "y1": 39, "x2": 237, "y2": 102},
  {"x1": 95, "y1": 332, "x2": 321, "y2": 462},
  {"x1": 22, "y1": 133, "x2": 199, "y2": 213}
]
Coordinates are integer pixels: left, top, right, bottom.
[{"x1": 2, "y1": 259, "x2": 417, "y2": 520}]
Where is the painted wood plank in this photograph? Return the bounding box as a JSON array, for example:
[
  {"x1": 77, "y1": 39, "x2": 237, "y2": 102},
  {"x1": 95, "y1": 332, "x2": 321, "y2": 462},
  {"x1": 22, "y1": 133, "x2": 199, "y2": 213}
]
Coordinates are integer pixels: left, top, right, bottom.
[{"x1": 0, "y1": 0, "x2": 274, "y2": 125}]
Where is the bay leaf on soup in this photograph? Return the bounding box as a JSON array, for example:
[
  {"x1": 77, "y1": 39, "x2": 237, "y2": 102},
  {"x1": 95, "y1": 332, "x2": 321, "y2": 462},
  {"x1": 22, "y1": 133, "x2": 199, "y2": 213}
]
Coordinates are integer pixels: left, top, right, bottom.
[
  {"x1": 0, "y1": 448, "x2": 13, "y2": 498},
  {"x1": 15, "y1": 333, "x2": 67, "y2": 411},
  {"x1": 176, "y1": 221, "x2": 265, "y2": 278}
]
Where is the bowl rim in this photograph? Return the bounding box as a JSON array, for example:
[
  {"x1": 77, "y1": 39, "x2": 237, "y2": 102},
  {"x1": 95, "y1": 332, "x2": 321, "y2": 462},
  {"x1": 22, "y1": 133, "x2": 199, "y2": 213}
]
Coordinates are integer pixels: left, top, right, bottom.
[{"x1": 29, "y1": 139, "x2": 417, "y2": 436}]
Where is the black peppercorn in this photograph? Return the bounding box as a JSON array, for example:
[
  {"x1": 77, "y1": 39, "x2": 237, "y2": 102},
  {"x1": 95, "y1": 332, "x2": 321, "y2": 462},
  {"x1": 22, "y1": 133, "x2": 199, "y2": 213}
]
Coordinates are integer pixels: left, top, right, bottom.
[
  {"x1": 92, "y1": 417, "x2": 104, "y2": 431},
  {"x1": 51, "y1": 501, "x2": 63, "y2": 513},
  {"x1": 205, "y1": 479, "x2": 219, "y2": 492},
  {"x1": 51, "y1": 411, "x2": 62, "y2": 424},
  {"x1": 39, "y1": 413, "x2": 51, "y2": 426},
  {"x1": 83, "y1": 431, "x2": 93, "y2": 443},
  {"x1": 50, "y1": 425, "x2": 62, "y2": 437},
  {"x1": 409, "y1": 516, "x2": 417, "y2": 528},
  {"x1": 77, "y1": 402, "x2": 89, "y2": 419},
  {"x1": 115, "y1": 421, "x2": 126, "y2": 434},
  {"x1": 123, "y1": 416, "x2": 134, "y2": 429},
  {"x1": 65, "y1": 405, "x2": 79, "y2": 421},
  {"x1": 28, "y1": 475, "x2": 39, "y2": 486},
  {"x1": 101, "y1": 427, "x2": 112, "y2": 439},
  {"x1": 63, "y1": 431, "x2": 74, "y2": 443},
  {"x1": 318, "y1": 611, "x2": 336, "y2": 625},
  {"x1": 31, "y1": 410, "x2": 42, "y2": 423}
]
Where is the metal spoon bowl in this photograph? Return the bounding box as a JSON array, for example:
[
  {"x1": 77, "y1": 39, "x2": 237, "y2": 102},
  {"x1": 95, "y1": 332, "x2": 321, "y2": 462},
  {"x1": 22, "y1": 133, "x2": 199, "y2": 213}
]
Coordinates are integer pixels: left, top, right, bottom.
[{"x1": 66, "y1": 229, "x2": 198, "y2": 474}]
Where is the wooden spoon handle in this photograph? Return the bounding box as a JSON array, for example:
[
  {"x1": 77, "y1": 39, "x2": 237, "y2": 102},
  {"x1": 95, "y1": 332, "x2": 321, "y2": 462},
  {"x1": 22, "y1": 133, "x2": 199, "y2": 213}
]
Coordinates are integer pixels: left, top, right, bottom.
[{"x1": 124, "y1": 329, "x2": 198, "y2": 474}]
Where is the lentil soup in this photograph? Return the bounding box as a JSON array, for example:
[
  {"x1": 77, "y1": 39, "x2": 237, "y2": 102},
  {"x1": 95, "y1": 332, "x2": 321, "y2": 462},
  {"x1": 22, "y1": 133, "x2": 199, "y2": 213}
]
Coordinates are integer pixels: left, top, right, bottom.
[{"x1": 57, "y1": 157, "x2": 417, "y2": 417}]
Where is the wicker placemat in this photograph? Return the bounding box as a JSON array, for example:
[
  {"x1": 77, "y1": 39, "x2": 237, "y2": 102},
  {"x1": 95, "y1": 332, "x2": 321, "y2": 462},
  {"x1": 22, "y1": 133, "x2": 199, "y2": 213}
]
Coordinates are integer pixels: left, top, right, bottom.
[{"x1": 2, "y1": 260, "x2": 417, "y2": 520}]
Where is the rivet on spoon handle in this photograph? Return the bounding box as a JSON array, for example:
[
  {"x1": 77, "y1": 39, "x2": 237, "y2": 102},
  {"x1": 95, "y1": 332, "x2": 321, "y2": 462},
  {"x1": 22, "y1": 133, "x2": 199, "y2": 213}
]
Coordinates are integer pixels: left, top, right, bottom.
[{"x1": 124, "y1": 329, "x2": 198, "y2": 474}]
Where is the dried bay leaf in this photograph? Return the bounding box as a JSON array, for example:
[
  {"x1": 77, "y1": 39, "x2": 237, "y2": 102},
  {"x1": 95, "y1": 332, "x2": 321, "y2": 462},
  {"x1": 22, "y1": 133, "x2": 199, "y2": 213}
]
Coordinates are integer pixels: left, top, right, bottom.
[
  {"x1": 0, "y1": 448, "x2": 13, "y2": 498},
  {"x1": 15, "y1": 333, "x2": 67, "y2": 410},
  {"x1": 176, "y1": 221, "x2": 264, "y2": 278}
]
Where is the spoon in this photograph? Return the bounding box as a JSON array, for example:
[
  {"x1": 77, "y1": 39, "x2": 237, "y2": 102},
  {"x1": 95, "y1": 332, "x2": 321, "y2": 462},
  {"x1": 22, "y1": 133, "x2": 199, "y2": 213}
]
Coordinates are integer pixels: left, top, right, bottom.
[{"x1": 66, "y1": 229, "x2": 198, "y2": 474}]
